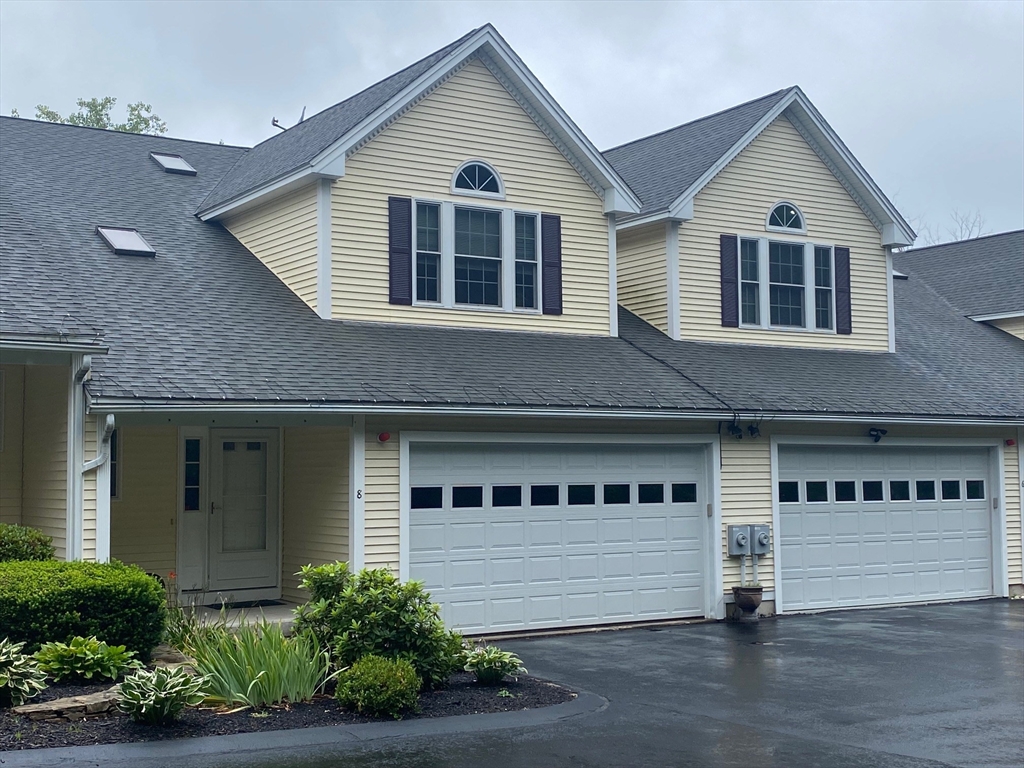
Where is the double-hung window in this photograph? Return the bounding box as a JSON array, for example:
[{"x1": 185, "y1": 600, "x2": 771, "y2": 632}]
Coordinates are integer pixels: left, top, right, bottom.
[
  {"x1": 413, "y1": 200, "x2": 541, "y2": 312},
  {"x1": 738, "y1": 239, "x2": 835, "y2": 332}
]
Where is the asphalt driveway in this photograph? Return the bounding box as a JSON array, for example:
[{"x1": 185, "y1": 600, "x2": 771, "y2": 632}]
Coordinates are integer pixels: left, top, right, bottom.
[{"x1": 20, "y1": 600, "x2": 1024, "y2": 768}]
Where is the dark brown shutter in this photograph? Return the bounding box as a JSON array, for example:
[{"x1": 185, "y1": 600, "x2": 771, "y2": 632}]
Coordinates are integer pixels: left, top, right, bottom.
[
  {"x1": 720, "y1": 234, "x2": 739, "y2": 327},
  {"x1": 834, "y1": 246, "x2": 852, "y2": 334},
  {"x1": 541, "y1": 213, "x2": 562, "y2": 315},
  {"x1": 388, "y1": 196, "x2": 413, "y2": 305}
]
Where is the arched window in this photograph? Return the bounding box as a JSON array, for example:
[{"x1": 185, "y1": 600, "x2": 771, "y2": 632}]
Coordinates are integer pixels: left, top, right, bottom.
[
  {"x1": 766, "y1": 202, "x2": 805, "y2": 232},
  {"x1": 452, "y1": 161, "x2": 503, "y2": 197}
]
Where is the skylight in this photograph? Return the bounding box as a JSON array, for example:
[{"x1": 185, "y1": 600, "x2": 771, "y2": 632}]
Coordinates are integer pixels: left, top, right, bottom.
[
  {"x1": 97, "y1": 226, "x2": 156, "y2": 256},
  {"x1": 150, "y1": 152, "x2": 197, "y2": 175}
]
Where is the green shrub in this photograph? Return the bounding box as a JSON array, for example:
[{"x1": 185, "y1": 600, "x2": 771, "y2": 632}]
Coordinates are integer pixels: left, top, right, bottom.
[
  {"x1": 118, "y1": 667, "x2": 207, "y2": 725},
  {"x1": 336, "y1": 655, "x2": 420, "y2": 719},
  {"x1": 0, "y1": 524, "x2": 55, "y2": 562},
  {"x1": 34, "y1": 635, "x2": 140, "y2": 684},
  {"x1": 463, "y1": 645, "x2": 527, "y2": 686},
  {"x1": 0, "y1": 638, "x2": 48, "y2": 707},
  {"x1": 294, "y1": 564, "x2": 463, "y2": 689},
  {"x1": 0, "y1": 560, "x2": 166, "y2": 658},
  {"x1": 186, "y1": 618, "x2": 334, "y2": 708}
]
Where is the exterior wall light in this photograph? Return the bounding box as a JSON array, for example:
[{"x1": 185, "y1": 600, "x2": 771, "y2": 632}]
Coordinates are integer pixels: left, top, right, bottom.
[{"x1": 868, "y1": 427, "x2": 887, "y2": 443}]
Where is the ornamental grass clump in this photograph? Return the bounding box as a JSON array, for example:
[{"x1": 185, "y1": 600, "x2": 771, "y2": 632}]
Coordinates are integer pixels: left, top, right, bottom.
[
  {"x1": 34, "y1": 635, "x2": 141, "y2": 684},
  {"x1": 463, "y1": 645, "x2": 527, "y2": 685},
  {"x1": 335, "y1": 655, "x2": 420, "y2": 719},
  {"x1": 118, "y1": 667, "x2": 208, "y2": 725},
  {"x1": 186, "y1": 618, "x2": 334, "y2": 708},
  {"x1": 0, "y1": 638, "x2": 48, "y2": 707}
]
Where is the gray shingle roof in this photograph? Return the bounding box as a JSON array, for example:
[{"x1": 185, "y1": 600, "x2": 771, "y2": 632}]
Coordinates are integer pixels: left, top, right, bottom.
[
  {"x1": 197, "y1": 29, "x2": 477, "y2": 215},
  {"x1": 602, "y1": 89, "x2": 791, "y2": 216},
  {"x1": 893, "y1": 231, "x2": 1024, "y2": 318}
]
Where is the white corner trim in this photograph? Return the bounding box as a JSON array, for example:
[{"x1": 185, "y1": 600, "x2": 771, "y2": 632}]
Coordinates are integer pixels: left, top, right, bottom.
[
  {"x1": 769, "y1": 436, "x2": 783, "y2": 612},
  {"x1": 608, "y1": 214, "x2": 618, "y2": 337},
  {"x1": 709, "y1": 435, "x2": 725, "y2": 619},
  {"x1": 316, "y1": 178, "x2": 333, "y2": 319},
  {"x1": 885, "y1": 248, "x2": 896, "y2": 353},
  {"x1": 348, "y1": 415, "x2": 366, "y2": 569},
  {"x1": 398, "y1": 432, "x2": 411, "y2": 582},
  {"x1": 994, "y1": 442, "x2": 1009, "y2": 597},
  {"x1": 66, "y1": 354, "x2": 86, "y2": 561},
  {"x1": 94, "y1": 416, "x2": 111, "y2": 563},
  {"x1": 666, "y1": 220, "x2": 681, "y2": 340}
]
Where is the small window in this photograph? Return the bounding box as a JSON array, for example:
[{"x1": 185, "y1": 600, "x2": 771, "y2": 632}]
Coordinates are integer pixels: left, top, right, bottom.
[
  {"x1": 941, "y1": 480, "x2": 961, "y2": 501},
  {"x1": 889, "y1": 480, "x2": 911, "y2": 502},
  {"x1": 492, "y1": 485, "x2": 522, "y2": 507},
  {"x1": 183, "y1": 437, "x2": 200, "y2": 511},
  {"x1": 110, "y1": 428, "x2": 121, "y2": 500},
  {"x1": 767, "y1": 202, "x2": 804, "y2": 231},
  {"x1": 671, "y1": 483, "x2": 697, "y2": 503},
  {"x1": 567, "y1": 484, "x2": 596, "y2": 506},
  {"x1": 97, "y1": 226, "x2": 155, "y2": 257},
  {"x1": 862, "y1": 481, "x2": 884, "y2": 502},
  {"x1": 638, "y1": 483, "x2": 665, "y2": 504},
  {"x1": 966, "y1": 480, "x2": 986, "y2": 500},
  {"x1": 531, "y1": 484, "x2": 559, "y2": 506},
  {"x1": 916, "y1": 480, "x2": 936, "y2": 501},
  {"x1": 603, "y1": 484, "x2": 630, "y2": 505},
  {"x1": 814, "y1": 246, "x2": 833, "y2": 330},
  {"x1": 740, "y1": 238, "x2": 760, "y2": 325},
  {"x1": 835, "y1": 480, "x2": 857, "y2": 502},
  {"x1": 778, "y1": 481, "x2": 800, "y2": 503},
  {"x1": 150, "y1": 152, "x2": 197, "y2": 175},
  {"x1": 769, "y1": 242, "x2": 805, "y2": 327},
  {"x1": 453, "y1": 161, "x2": 502, "y2": 196},
  {"x1": 411, "y1": 486, "x2": 443, "y2": 510},
  {"x1": 806, "y1": 481, "x2": 828, "y2": 503},
  {"x1": 452, "y1": 486, "x2": 483, "y2": 508},
  {"x1": 416, "y1": 203, "x2": 441, "y2": 303},
  {"x1": 514, "y1": 213, "x2": 538, "y2": 310}
]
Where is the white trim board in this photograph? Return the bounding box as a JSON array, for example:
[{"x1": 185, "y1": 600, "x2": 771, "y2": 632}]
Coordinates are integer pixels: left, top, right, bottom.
[{"x1": 970, "y1": 311, "x2": 1024, "y2": 323}]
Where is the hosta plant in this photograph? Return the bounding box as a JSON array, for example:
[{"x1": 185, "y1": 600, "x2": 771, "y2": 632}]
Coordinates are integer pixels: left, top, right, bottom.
[
  {"x1": 0, "y1": 638, "x2": 48, "y2": 707},
  {"x1": 34, "y1": 635, "x2": 141, "y2": 684},
  {"x1": 118, "y1": 667, "x2": 207, "y2": 724},
  {"x1": 463, "y1": 645, "x2": 527, "y2": 686}
]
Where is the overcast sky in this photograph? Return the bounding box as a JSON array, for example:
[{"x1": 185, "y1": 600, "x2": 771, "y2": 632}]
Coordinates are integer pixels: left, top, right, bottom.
[{"x1": 1, "y1": 0, "x2": 1022, "y2": 241}]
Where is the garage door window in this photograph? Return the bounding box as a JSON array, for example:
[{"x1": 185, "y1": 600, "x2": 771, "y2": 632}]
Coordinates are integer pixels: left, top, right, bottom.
[
  {"x1": 492, "y1": 485, "x2": 522, "y2": 507},
  {"x1": 941, "y1": 480, "x2": 961, "y2": 500},
  {"x1": 835, "y1": 480, "x2": 857, "y2": 502},
  {"x1": 638, "y1": 483, "x2": 665, "y2": 504},
  {"x1": 452, "y1": 486, "x2": 484, "y2": 508},
  {"x1": 889, "y1": 480, "x2": 911, "y2": 501},
  {"x1": 672, "y1": 483, "x2": 697, "y2": 503},
  {"x1": 568, "y1": 484, "x2": 596, "y2": 505},
  {"x1": 806, "y1": 481, "x2": 828, "y2": 503},
  {"x1": 530, "y1": 484, "x2": 559, "y2": 506},
  {"x1": 916, "y1": 480, "x2": 936, "y2": 501},
  {"x1": 966, "y1": 480, "x2": 985, "y2": 500},
  {"x1": 779, "y1": 481, "x2": 800, "y2": 503},
  {"x1": 603, "y1": 484, "x2": 630, "y2": 505},
  {"x1": 411, "y1": 486, "x2": 443, "y2": 509},
  {"x1": 862, "y1": 480, "x2": 884, "y2": 502}
]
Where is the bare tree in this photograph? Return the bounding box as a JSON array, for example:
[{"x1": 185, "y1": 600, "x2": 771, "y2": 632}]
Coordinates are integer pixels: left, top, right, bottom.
[{"x1": 946, "y1": 209, "x2": 987, "y2": 242}]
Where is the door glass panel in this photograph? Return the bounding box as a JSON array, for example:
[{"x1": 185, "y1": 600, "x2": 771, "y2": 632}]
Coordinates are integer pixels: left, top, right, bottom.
[{"x1": 220, "y1": 441, "x2": 267, "y2": 552}]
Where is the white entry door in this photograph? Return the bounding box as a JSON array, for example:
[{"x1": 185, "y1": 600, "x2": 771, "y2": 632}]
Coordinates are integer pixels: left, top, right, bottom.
[
  {"x1": 409, "y1": 442, "x2": 708, "y2": 634},
  {"x1": 778, "y1": 445, "x2": 995, "y2": 612},
  {"x1": 208, "y1": 430, "x2": 280, "y2": 594}
]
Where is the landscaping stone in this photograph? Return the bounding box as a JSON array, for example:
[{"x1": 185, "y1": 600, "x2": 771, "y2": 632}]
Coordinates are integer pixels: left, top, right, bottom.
[
  {"x1": 13, "y1": 686, "x2": 120, "y2": 721},
  {"x1": 150, "y1": 644, "x2": 197, "y2": 675}
]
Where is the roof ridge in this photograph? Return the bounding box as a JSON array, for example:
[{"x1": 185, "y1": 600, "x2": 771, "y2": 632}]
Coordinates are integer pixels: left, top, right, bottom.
[
  {"x1": 0, "y1": 115, "x2": 250, "y2": 150},
  {"x1": 602, "y1": 86, "x2": 793, "y2": 155},
  {"x1": 897, "y1": 229, "x2": 1024, "y2": 255}
]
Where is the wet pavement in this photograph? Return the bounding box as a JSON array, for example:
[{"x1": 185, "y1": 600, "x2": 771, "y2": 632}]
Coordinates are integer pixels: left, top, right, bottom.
[{"x1": 21, "y1": 600, "x2": 1024, "y2": 768}]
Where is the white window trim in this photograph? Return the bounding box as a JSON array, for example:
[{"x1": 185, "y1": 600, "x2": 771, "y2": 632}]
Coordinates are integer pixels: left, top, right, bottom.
[
  {"x1": 412, "y1": 196, "x2": 542, "y2": 315},
  {"x1": 737, "y1": 235, "x2": 837, "y2": 335},
  {"x1": 765, "y1": 200, "x2": 807, "y2": 235},
  {"x1": 450, "y1": 159, "x2": 506, "y2": 201}
]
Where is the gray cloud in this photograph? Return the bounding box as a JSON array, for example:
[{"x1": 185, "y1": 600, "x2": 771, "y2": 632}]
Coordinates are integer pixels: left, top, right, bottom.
[{"x1": 2, "y1": 0, "x2": 1021, "y2": 239}]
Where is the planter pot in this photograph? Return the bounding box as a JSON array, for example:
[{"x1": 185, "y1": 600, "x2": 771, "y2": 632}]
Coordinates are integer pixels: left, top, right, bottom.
[{"x1": 732, "y1": 586, "x2": 763, "y2": 614}]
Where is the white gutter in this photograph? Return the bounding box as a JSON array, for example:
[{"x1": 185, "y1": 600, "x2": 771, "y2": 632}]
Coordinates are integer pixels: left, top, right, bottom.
[
  {"x1": 969, "y1": 311, "x2": 1024, "y2": 323},
  {"x1": 1, "y1": 339, "x2": 108, "y2": 354}
]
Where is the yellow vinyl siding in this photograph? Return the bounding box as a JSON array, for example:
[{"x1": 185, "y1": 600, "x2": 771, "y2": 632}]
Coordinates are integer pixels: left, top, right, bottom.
[
  {"x1": 82, "y1": 415, "x2": 97, "y2": 561},
  {"x1": 679, "y1": 115, "x2": 889, "y2": 350},
  {"x1": 0, "y1": 365, "x2": 25, "y2": 524},
  {"x1": 617, "y1": 223, "x2": 669, "y2": 332},
  {"x1": 223, "y1": 185, "x2": 319, "y2": 312},
  {"x1": 987, "y1": 315, "x2": 1024, "y2": 340},
  {"x1": 282, "y1": 427, "x2": 350, "y2": 602},
  {"x1": 331, "y1": 58, "x2": 610, "y2": 335},
  {"x1": 1005, "y1": 438, "x2": 1021, "y2": 585},
  {"x1": 21, "y1": 365, "x2": 68, "y2": 558},
  {"x1": 364, "y1": 422, "x2": 401, "y2": 572},
  {"x1": 110, "y1": 426, "x2": 177, "y2": 580}
]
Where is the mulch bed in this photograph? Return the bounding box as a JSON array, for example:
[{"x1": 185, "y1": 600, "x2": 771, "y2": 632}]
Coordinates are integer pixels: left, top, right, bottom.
[{"x1": 0, "y1": 673, "x2": 574, "y2": 751}]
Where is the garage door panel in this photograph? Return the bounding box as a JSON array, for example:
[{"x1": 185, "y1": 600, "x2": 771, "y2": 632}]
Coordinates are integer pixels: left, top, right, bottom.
[
  {"x1": 779, "y1": 445, "x2": 993, "y2": 613},
  {"x1": 411, "y1": 443, "x2": 707, "y2": 633}
]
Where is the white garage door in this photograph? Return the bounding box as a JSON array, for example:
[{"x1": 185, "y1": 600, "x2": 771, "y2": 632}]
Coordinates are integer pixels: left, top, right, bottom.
[
  {"x1": 409, "y1": 443, "x2": 707, "y2": 634},
  {"x1": 778, "y1": 445, "x2": 994, "y2": 612}
]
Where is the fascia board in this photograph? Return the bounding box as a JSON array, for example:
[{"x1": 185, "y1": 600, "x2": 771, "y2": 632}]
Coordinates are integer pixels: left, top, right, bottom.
[
  {"x1": 198, "y1": 166, "x2": 337, "y2": 222},
  {"x1": 970, "y1": 311, "x2": 1024, "y2": 322}
]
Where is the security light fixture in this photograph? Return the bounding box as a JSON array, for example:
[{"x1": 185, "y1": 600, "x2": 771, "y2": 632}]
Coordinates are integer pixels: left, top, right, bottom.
[
  {"x1": 150, "y1": 152, "x2": 197, "y2": 175},
  {"x1": 747, "y1": 424, "x2": 761, "y2": 439},
  {"x1": 96, "y1": 226, "x2": 155, "y2": 257},
  {"x1": 868, "y1": 427, "x2": 887, "y2": 443},
  {"x1": 727, "y1": 421, "x2": 743, "y2": 439}
]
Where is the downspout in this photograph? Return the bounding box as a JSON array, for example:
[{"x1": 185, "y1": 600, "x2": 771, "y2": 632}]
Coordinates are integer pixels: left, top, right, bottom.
[
  {"x1": 82, "y1": 413, "x2": 115, "y2": 562},
  {"x1": 66, "y1": 355, "x2": 90, "y2": 560}
]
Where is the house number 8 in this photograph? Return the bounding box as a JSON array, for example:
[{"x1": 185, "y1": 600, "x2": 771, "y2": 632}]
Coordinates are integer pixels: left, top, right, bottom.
[{"x1": 356, "y1": 490, "x2": 363, "y2": 499}]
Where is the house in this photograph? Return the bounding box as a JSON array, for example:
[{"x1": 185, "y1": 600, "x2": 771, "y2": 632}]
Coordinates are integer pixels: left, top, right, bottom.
[
  {"x1": 1, "y1": 25, "x2": 1021, "y2": 633},
  {"x1": 894, "y1": 231, "x2": 1024, "y2": 340}
]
